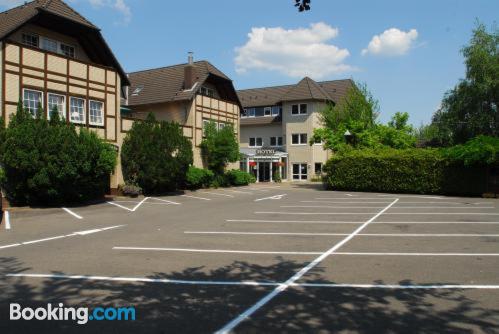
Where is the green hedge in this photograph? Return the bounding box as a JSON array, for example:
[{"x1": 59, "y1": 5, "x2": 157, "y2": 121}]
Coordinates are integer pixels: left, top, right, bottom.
[
  {"x1": 186, "y1": 166, "x2": 214, "y2": 189},
  {"x1": 0, "y1": 105, "x2": 117, "y2": 206},
  {"x1": 323, "y1": 148, "x2": 488, "y2": 196},
  {"x1": 225, "y1": 169, "x2": 256, "y2": 186}
]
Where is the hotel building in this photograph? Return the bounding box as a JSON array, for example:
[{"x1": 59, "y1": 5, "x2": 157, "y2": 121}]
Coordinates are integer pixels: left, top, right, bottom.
[
  {"x1": 124, "y1": 53, "x2": 241, "y2": 168},
  {"x1": 237, "y1": 77, "x2": 353, "y2": 182},
  {"x1": 0, "y1": 0, "x2": 130, "y2": 192}
]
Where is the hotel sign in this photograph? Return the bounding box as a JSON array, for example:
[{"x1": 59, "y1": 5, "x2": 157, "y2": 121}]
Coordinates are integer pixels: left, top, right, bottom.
[{"x1": 256, "y1": 148, "x2": 275, "y2": 156}]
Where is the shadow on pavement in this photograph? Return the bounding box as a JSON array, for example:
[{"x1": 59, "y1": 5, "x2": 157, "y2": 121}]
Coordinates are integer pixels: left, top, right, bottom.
[{"x1": 0, "y1": 256, "x2": 498, "y2": 333}]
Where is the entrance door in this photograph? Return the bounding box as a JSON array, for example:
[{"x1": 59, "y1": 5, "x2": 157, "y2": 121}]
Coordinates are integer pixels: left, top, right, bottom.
[{"x1": 258, "y1": 162, "x2": 271, "y2": 182}]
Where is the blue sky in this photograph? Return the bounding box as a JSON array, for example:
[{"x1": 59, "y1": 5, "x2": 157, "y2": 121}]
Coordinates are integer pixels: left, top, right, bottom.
[{"x1": 1, "y1": 0, "x2": 498, "y2": 125}]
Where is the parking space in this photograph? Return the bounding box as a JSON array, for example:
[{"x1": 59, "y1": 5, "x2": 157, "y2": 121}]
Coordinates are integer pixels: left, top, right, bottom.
[{"x1": 1, "y1": 184, "x2": 498, "y2": 333}]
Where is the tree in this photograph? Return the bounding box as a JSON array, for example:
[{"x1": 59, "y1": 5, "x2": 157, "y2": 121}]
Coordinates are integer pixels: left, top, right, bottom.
[
  {"x1": 295, "y1": 0, "x2": 311, "y2": 12},
  {"x1": 430, "y1": 22, "x2": 498, "y2": 144},
  {"x1": 0, "y1": 101, "x2": 116, "y2": 205},
  {"x1": 200, "y1": 121, "x2": 239, "y2": 175},
  {"x1": 121, "y1": 113, "x2": 193, "y2": 194},
  {"x1": 312, "y1": 84, "x2": 416, "y2": 151}
]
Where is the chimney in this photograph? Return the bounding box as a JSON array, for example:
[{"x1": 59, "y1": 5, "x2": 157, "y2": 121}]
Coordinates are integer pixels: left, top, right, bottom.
[{"x1": 184, "y1": 52, "x2": 195, "y2": 90}]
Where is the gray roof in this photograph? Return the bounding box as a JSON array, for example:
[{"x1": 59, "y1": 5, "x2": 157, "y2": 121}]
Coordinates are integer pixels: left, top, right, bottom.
[
  {"x1": 237, "y1": 78, "x2": 354, "y2": 108},
  {"x1": 127, "y1": 61, "x2": 240, "y2": 107}
]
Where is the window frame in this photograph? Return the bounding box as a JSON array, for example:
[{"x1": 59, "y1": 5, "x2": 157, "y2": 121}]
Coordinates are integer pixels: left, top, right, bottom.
[
  {"x1": 22, "y1": 33, "x2": 39, "y2": 48},
  {"x1": 41, "y1": 37, "x2": 58, "y2": 53},
  {"x1": 47, "y1": 93, "x2": 66, "y2": 120},
  {"x1": 60, "y1": 43, "x2": 76, "y2": 58},
  {"x1": 291, "y1": 133, "x2": 307, "y2": 145},
  {"x1": 264, "y1": 107, "x2": 271, "y2": 116},
  {"x1": 314, "y1": 163, "x2": 323, "y2": 175},
  {"x1": 271, "y1": 106, "x2": 281, "y2": 116},
  {"x1": 249, "y1": 137, "x2": 263, "y2": 148},
  {"x1": 248, "y1": 108, "x2": 256, "y2": 117},
  {"x1": 89, "y1": 100, "x2": 104, "y2": 126},
  {"x1": 292, "y1": 163, "x2": 308, "y2": 180},
  {"x1": 69, "y1": 96, "x2": 86, "y2": 124},
  {"x1": 270, "y1": 136, "x2": 283, "y2": 147},
  {"x1": 23, "y1": 88, "x2": 43, "y2": 117},
  {"x1": 291, "y1": 103, "x2": 308, "y2": 116}
]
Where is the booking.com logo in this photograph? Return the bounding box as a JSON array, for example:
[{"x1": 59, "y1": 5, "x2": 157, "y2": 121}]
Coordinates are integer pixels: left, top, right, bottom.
[{"x1": 10, "y1": 303, "x2": 136, "y2": 324}]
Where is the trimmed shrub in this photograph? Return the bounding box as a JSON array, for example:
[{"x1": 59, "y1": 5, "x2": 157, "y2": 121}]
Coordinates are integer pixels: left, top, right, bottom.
[
  {"x1": 225, "y1": 169, "x2": 256, "y2": 186},
  {"x1": 119, "y1": 184, "x2": 142, "y2": 197},
  {"x1": 323, "y1": 148, "x2": 488, "y2": 196},
  {"x1": 0, "y1": 103, "x2": 117, "y2": 206},
  {"x1": 186, "y1": 166, "x2": 214, "y2": 189},
  {"x1": 121, "y1": 113, "x2": 193, "y2": 194}
]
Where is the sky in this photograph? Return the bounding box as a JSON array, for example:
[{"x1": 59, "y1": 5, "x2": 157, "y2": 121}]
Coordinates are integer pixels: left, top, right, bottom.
[{"x1": 1, "y1": 0, "x2": 498, "y2": 125}]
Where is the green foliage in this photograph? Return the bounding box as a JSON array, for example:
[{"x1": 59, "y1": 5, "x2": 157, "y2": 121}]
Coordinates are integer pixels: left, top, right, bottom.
[
  {"x1": 186, "y1": 166, "x2": 214, "y2": 189},
  {"x1": 273, "y1": 169, "x2": 282, "y2": 183},
  {"x1": 312, "y1": 83, "x2": 416, "y2": 152},
  {"x1": 121, "y1": 113, "x2": 193, "y2": 194},
  {"x1": 323, "y1": 148, "x2": 488, "y2": 196},
  {"x1": 225, "y1": 169, "x2": 256, "y2": 186},
  {"x1": 428, "y1": 22, "x2": 499, "y2": 145},
  {"x1": 443, "y1": 135, "x2": 499, "y2": 166},
  {"x1": 200, "y1": 121, "x2": 239, "y2": 175},
  {"x1": 0, "y1": 101, "x2": 116, "y2": 205}
]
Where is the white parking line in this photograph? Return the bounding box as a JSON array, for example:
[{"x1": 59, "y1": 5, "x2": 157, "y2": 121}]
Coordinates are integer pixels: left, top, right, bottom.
[
  {"x1": 293, "y1": 283, "x2": 499, "y2": 289},
  {"x1": 181, "y1": 194, "x2": 211, "y2": 201},
  {"x1": 226, "y1": 219, "x2": 363, "y2": 224},
  {"x1": 7, "y1": 273, "x2": 499, "y2": 290},
  {"x1": 149, "y1": 197, "x2": 181, "y2": 205},
  {"x1": 378, "y1": 194, "x2": 444, "y2": 199},
  {"x1": 108, "y1": 197, "x2": 150, "y2": 211},
  {"x1": 255, "y1": 194, "x2": 287, "y2": 202},
  {"x1": 4, "y1": 211, "x2": 11, "y2": 229},
  {"x1": 215, "y1": 198, "x2": 400, "y2": 334},
  {"x1": 256, "y1": 211, "x2": 499, "y2": 216},
  {"x1": 0, "y1": 225, "x2": 125, "y2": 250},
  {"x1": 62, "y1": 207, "x2": 83, "y2": 220},
  {"x1": 302, "y1": 201, "x2": 490, "y2": 205},
  {"x1": 184, "y1": 231, "x2": 499, "y2": 237},
  {"x1": 198, "y1": 191, "x2": 234, "y2": 197},
  {"x1": 113, "y1": 246, "x2": 321, "y2": 255},
  {"x1": 220, "y1": 189, "x2": 253, "y2": 194},
  {"x1": 0, "y1": 243, "x2": 20, "y2": 250},
  {"x1": 5, "y1": 273, "x2": 278, "y2": 287}
]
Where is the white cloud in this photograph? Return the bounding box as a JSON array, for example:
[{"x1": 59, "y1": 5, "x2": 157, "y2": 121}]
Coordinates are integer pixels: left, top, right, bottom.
[
  {"x1": 362, "y1": 28, "x2": 418, "y2": 56},
  {"x1": 235, "y1": 22, "x2": 352, "y2": 79},
  {"x1": 87, "y1": 0, "x2": 131, "y2": 24}
]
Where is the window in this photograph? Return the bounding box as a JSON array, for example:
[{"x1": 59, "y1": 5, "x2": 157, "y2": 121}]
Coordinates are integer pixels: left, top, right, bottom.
[
  {"x1": 315, "y1": 163, "x2": 323, "y2": 175},
  {"x1": 47, "y1": 93, "x2": 65, "y2": 119},
  {"x1": 242, "y1": 108, "x2": 248, "y2": 117},
  {"x1": 23, "y1": 89, "x2": 43, "y2": 116},
  {"x1": 200, "y1": 86, "x2": 214, "y2": 98},
  {"x1": 271, "y1": 106, "x2": 281, "y2": 116},
  {"x1": 314, "y1": 137, "x2": 323, "y2": 145},
  {"x1": 89, "y1": 100, "x2": 104, "y2": 126},
  {"x1": 270, "y1": 136, "x2": 283, "y2": 147},
  {"x1": 131, "y1": 85, "x2": 143, "y2": 96},
  {"x1": 292, "y1": 164, "x2": 308, "y2": 180},
  {"x1": 22, "y1": 33, "x2": 38, "y2": 47},
  {"x1": 218, "y1": 122, "x2": 226, "y2": 130},
  {"x1": 291, "y1": 103, "x2": 308, "y2": 115},
  {"x1": 60, "y1": 43, "x2": 75, "y2": 58},
  {"x1": 248, "y1": 108, "x2": 255, "y2": 117},
  {"x1": 203, "y1": 119, "x2": 210, "y2": 136},
  {"x1": 41, "y1": 37, "x2": 58, "y2": 53},
  {"x1": 249, "y1": 137, "x2": 263, "y2": 147},
  {"x1": 264, "y1": 107, "x2": 271, "y2": 116},
  {"x1": 70, "y1": 97, "x2": 85, "y2": 124},
  {"x1": 291, "y1": 133, "x2": 307, "y2": 145}
]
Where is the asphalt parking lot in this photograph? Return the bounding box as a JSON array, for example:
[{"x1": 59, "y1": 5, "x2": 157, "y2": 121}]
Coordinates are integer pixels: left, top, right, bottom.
[{"x1": 0, "y1": 183, "x2": 498, "y2": 333}]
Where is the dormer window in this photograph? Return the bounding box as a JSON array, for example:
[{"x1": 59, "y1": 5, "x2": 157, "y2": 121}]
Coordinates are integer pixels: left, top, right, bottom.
[
  {"x1": 22, "y1": 33, "x2": 39, "y2": 47},
  {"x1": 41, "y1": 37, "x2": 58, "y2": 53},
  {"x1": 132, "y1": 85, "x2": 144, "y2": 96},
  {"x1": 200, "y1": 86, "x2": 214, "y2": 98},
  {"x1": 60, "y1": 44, "x2": 75, "y2": 58}
]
